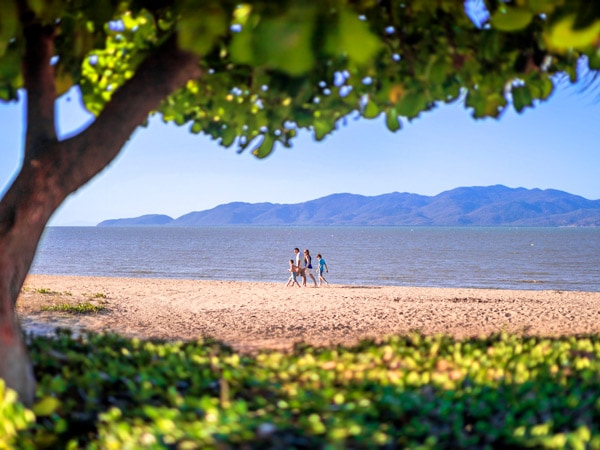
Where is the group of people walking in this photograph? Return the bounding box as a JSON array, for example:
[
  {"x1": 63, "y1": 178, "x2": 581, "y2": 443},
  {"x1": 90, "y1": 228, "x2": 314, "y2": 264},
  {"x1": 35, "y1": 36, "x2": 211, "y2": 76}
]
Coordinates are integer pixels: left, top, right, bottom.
[{"x1": 287, "y1": 247, "x2": 329, "y2": 287}]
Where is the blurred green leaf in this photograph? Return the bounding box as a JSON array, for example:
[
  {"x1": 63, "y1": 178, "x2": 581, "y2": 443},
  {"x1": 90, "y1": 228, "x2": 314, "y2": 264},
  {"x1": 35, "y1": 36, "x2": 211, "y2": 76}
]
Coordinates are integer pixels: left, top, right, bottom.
[
  {"x1": 0, "y1": 0, "x2": 17, "y2": 57},
  {"x1": 480, "y1": 31, "x2": 501, "y2": 62},
  {"x1": 490, "y1": 7, "x2": 533, "y2": 32},
  {"x1": 229, "y1": 24, "x2": 253, "y2": 65},
  {"x1": 467, "y1": 89, "x2": 506, "y2": 118},
  {"x1": 512, "y1": 85, "x2": 533, "y2": 112},
  {"x1": 220, "y1": 126, "x2": 237, "y2": 147},
  {"x1": 177, "y1": 3, "x2": 228, "y2": 56},
  {"x1": 385, "y1": 109, "x2": 401, "y2": 132},
  {"x1": 232, "y1": 6, "x2": 317, "y2": 76},
  {"x1": 525, "y1": 0, "x2": 556, "y2": 15},
  {"x1": 54, "y1": 65, "x2": 74, "y2": 97},
  {"x1": 252, "y1": 133, "x2": 274, "y2": 158},
  {"x1": 527, "y1": 74, "x2": 554, "y2": 100},
  {"x1": 257, "y1": 13, "x2": 315, "y2": 75},
  {"x1": 394, "y1": 91, "x2": 427, "y2": 118},
  {"x1": 427, "y1": 56, "x2": 449, "y2": 84},
  {"x1": 544, "y1": 15, "x2": 600, "y2": 52},
  {"x1": 28, "y1": 0, "x2": 64, "y2": 24},
  {"x1": 33, "y1": 396, "x2": 61, "y2": 417},
  {"x1": 313, "y1": 117, "x2": 335, "y2": 141},
  {"x1": 588, "y1": 50, "x2": 600, "y2": 70},
  {"x1": 362, "y1": 100, "x2": 379, "y2": 119},
  {"x1": 0, "y1": 45, "x2": 21, "y2": 82},
  {"x1": 325, "y1": 7, "x2": 382, "y2": 65}
]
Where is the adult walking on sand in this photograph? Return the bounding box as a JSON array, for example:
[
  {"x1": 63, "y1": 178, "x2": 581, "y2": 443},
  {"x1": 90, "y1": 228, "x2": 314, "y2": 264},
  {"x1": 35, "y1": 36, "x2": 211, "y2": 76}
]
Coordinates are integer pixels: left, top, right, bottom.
[
  {"x1": 303, "y1": 249, "x2": 318, "y2": 287},
  {"x1": 293, "y1": 247, "x2": 306, "y2": 286}
]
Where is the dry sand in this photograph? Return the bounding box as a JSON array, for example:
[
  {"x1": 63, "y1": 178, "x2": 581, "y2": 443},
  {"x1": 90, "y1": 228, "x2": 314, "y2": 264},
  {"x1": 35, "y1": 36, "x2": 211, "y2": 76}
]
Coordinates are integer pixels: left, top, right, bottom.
[{"x1": 17, "y1": 274, "x2": 600, "y2": 352}]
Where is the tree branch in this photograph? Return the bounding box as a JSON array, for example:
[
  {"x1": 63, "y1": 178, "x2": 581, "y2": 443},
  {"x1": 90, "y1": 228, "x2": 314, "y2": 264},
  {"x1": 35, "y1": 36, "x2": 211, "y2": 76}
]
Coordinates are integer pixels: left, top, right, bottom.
[
  {"x1": 60, "y1": 34, "x2": 202, "y2": 193},
  {"x1": 19, "y1": 4, "x2": 57, "y2": 155}
]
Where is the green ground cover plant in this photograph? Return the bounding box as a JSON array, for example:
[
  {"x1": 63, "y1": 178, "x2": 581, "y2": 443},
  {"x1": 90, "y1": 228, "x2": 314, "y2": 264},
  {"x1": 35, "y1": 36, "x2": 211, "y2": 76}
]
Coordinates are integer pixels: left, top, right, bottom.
[
  {"x1": 30, "y1": 288, "x2": 71, "y2": 296},
  {"x1": 2, "y1": 330, "x2": 600, "y2": 449},
  {"x1": 39, "y1": 303, "x2": 106, "y2": 315}
]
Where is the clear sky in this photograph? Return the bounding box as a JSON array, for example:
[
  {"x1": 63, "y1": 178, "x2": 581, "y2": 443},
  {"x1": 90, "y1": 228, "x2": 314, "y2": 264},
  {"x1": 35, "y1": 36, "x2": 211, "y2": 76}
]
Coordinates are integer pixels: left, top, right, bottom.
[{"x1": 1, "y1": 78, "x2": 599, "y2": 226}]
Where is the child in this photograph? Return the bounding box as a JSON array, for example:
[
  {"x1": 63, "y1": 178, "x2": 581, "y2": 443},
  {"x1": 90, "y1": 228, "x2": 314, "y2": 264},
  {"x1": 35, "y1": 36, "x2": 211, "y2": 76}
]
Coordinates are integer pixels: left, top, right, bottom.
[
  {"x1": 316, "y1": 254, "x2": 329, "y2": 286},
  {"x1": 286, "y1": 259, "x2": 301, "y2": 287}
]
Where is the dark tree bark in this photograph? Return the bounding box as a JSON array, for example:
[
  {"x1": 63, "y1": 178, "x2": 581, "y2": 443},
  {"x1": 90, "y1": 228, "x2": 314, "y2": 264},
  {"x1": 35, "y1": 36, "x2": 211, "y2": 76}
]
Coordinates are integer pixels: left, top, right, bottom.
[{"x1": 0, "y1": 15, "x2": 202, "y2": 405}]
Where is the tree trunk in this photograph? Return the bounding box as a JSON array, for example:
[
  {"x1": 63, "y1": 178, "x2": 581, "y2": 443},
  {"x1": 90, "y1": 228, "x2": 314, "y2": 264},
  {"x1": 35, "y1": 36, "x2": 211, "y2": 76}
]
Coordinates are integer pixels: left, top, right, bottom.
[
  {"x1": 0, "y1": 17, "x2": 202, "y2": 404},
  {"x1": 0, "y1": 157, "x2": 64, "y2": 407}
]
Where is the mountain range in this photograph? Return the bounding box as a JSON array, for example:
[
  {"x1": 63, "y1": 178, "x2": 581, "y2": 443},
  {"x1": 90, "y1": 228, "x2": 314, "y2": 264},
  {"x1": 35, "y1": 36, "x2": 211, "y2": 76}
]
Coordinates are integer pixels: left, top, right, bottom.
[{"x1": 97, "y1": 185, "x2": 600, "y2": 227}]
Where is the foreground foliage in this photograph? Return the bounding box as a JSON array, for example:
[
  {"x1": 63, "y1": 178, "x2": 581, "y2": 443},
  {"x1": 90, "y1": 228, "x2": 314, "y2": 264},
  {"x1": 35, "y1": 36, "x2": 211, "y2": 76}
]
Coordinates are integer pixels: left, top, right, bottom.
[
  {"x1": 2, "y1": 331, "x2": 600, "y2": 449},
  {"x1": 2, "y1": 0, "x2": 600, "y2": 404}
]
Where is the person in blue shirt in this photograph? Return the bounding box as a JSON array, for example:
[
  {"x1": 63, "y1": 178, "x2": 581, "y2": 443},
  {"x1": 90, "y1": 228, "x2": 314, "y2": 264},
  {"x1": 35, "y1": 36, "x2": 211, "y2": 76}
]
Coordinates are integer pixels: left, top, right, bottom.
[{"x1": 316, "y1": 253, "x2": 329, "y2": 286}]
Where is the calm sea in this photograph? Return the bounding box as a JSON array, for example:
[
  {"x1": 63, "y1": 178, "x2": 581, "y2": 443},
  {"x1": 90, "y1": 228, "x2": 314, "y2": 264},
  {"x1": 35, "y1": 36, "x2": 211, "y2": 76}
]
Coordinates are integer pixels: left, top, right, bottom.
[{"x1": 30, "y1": 226, "x2": 600, "y2": 292}]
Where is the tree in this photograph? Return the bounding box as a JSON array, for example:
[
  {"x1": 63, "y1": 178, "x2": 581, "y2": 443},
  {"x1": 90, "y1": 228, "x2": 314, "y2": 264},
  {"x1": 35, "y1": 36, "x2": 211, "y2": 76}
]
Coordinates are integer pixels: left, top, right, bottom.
[{"x1": 1, "y1": 0, "x2": 599, "y2": 405}]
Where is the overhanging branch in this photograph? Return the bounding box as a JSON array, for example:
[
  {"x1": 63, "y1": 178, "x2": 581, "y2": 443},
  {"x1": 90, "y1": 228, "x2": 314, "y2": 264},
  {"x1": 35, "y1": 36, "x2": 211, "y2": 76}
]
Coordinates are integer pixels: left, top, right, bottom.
[{"x1": 61, "y1": 34, "x2": 203, "y2": 193}]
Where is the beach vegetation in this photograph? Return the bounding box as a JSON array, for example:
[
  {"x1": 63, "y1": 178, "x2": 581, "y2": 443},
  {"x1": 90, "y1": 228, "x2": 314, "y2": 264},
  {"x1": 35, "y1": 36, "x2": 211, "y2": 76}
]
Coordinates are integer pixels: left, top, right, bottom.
[
  {"x1": 1, "y1": 0, "x2": 600, "y2": 404},
  {"x1": 33, "y1": 288, "x2": 67, "y2": 296},
  {"x1": 84, "y1": 292, "x2": 108, "y2": 300},
  {"x1": 2, "y1": 330, "x2": 600, "y2": 448},
  {"x1": 40, "y1": 302, "x2": 106, "y2": 315}
]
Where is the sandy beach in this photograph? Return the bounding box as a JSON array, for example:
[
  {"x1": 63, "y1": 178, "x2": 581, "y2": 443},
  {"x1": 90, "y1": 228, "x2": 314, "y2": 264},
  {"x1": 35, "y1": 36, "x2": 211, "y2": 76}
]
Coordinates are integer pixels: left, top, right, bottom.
[{"x1": 17, "y1": 274, "x2": 600, "y2": 352}]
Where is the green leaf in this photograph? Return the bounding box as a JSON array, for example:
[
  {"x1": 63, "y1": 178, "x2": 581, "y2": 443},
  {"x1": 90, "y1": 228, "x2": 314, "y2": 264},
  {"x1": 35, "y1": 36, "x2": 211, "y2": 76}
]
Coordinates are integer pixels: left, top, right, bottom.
[
  {"x1": 525, "y1": 0, "x2": 556, "y2": 15},
  {"x1": 512, "y1": 85, "x2": 533, "y2": 113},
  {"x1": 313, "y1": 118, "x2": 336, "y2": 141},
  {"x1": 588, "y1": 50, "x2": 600, "y2": 70},
  {"x1": 544, "y1": 15, "x2": 600, "y2": 52},
  {"x1": 480, "y1": 31, "x2": 501, "y2": 62},
  {"x1": 252, "y1": 133, "x2": 275, "y2": 158},
  {"x1": 362, "y1": 100, "x2": 379, "y2": 119},
  {"x1": 177, "y1": 3, "x2": 228, "y2": 56},
  {"x1": 220, "y1": 126, "x2": 237, "y2": 147},
  {"x1": 466, "y1": 89, "x2": 506, "y2": 118},
  {"x1": 527, "y1": 74, "x2": 554, "y2": 100},
  {"x1": 229, "y1": 25, "x2": 253, "y2": 65},
  {"x1": 259, "y1": 17, "x2": 315, "y2": 75},
  {"x1": 427, "y1": 56, "x2": 449, "y2": 84},
  {"x1": 237, "y1": 6, "x2": 316, "y2": 76},
  {"x1": 326, "y1": 7, "x2": 382, "y2": 65},
  {"x1": 28, "y1": 0, "x2": 64, "y2": 24},
  {"x1": 293, "y1": 108, "x2": 314, "y2": 127},
  {"x1": 443, "y1": 80, "x2": 461, "y2": 102},
  {"x1": 0, "y1": 44, "x2": 22, "y2": 84},
  {"x1": 33, "y1": 396, "x2": 61, "y2": 417},
  {"x1": 54, "y1": 65, "x2": 74, "y2": 97},
  {"x1": 394, "y1": 91, "x2": 427, "y2": 118},
  {"x1": 190, "y1": 121, "x2": 202, "y2": 134},
  {"x1": 0, "y1": 0, "x2": 18, "y2": 57},
  {"x1": 385, "y1": 109, "x2": 401, "y2": 132},
  {"x1": 490, "y1": 7, "x2": 533, "y2": 32},
  {"x1": 121, "y1": 12, "x2": 138, "y2": 31}
]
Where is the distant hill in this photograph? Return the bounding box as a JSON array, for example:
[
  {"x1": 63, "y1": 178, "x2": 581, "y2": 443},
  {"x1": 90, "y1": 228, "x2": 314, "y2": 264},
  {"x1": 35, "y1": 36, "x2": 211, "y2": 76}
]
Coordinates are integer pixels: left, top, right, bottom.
[
  {"x1": 97, "y1": 214, "x2": 174, "y2": 227},
  {"x1": 97, "y1": 185, "x2": 600, "y2": 227}
]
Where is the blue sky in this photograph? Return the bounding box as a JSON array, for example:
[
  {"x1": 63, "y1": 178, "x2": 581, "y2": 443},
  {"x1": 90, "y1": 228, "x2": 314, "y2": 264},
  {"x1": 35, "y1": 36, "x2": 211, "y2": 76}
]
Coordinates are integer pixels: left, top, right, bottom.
[{"x1": 1, "y1": 78, "x2": 599, "y2": 226}]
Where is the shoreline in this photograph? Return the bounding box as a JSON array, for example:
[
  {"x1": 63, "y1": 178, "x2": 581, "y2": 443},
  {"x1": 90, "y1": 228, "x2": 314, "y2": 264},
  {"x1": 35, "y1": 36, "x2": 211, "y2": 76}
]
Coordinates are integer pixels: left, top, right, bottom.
[{"x1": 17, "y1": 274, "x2": 600, "y2": 352}]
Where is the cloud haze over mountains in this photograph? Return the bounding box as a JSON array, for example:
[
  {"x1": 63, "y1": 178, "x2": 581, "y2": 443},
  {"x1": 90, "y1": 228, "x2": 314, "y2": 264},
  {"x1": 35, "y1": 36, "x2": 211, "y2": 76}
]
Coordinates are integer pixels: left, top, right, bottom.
[{"x1": 97, "y1": 185, "x2": 600, "y2": 227}]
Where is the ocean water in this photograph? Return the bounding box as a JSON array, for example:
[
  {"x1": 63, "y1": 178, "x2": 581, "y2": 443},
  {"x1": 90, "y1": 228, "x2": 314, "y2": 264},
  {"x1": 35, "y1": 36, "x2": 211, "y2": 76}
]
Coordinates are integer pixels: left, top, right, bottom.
[{"x1": 30, "y1": 226, "x2": 600, "y2": 292}]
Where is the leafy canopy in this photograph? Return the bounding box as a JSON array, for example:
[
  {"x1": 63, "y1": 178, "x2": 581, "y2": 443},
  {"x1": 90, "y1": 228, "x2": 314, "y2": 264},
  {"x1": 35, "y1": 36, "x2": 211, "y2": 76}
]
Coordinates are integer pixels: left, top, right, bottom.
[{"x1": 1, "y1": 0, "x2": 599, "y2": 157}]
